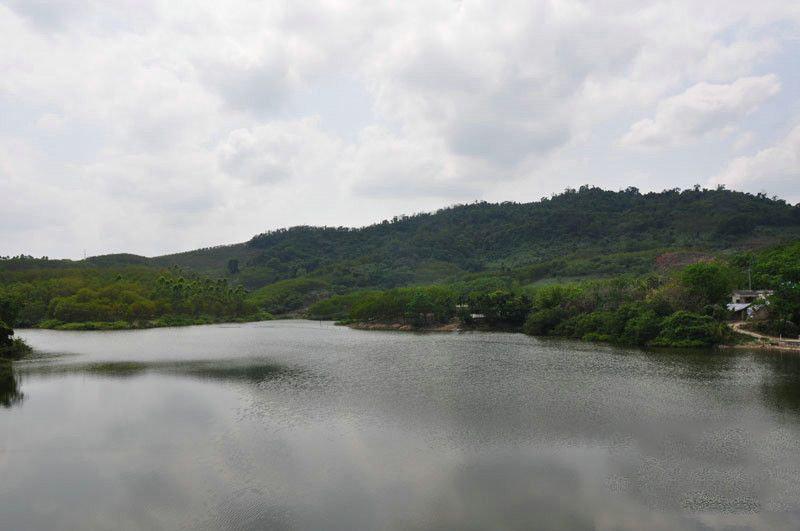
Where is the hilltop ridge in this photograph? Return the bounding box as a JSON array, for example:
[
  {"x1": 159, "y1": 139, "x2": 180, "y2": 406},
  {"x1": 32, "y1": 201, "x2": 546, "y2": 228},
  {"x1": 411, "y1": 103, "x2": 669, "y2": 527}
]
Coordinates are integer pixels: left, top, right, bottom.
[
  {"x1": 2, "y1": 186, "x2": 800, "y2": 323},
  {"x1": 3, "y1": 186, "x2": 799, "y2": 293},
  {"x1": 146, "y1": 186, "x2": 800, "y2": 289}
]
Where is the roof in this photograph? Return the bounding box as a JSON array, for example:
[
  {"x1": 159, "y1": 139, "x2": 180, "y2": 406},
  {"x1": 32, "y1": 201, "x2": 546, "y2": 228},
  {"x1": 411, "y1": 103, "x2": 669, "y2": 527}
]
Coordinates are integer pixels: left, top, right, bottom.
[
  {"x1": 727, "y1": 302, "x2": 768, "y2": 312},
  {"x1": 731, "y1": 290, "x2": 773, "y2": 296}
]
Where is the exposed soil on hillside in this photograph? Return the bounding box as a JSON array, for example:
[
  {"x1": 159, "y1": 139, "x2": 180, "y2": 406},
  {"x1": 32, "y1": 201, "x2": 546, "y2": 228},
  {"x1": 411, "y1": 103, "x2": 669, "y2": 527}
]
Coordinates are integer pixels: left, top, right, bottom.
[{"x1": 653, "y1": 251, "x2": 715, "y2": 271}]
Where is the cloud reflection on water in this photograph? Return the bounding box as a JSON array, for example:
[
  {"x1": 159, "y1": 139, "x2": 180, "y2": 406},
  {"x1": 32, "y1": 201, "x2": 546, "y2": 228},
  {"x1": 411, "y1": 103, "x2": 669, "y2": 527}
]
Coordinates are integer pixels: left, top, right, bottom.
[{"x1": 5, "y1": 324, "x2": 800, "y2": 529}]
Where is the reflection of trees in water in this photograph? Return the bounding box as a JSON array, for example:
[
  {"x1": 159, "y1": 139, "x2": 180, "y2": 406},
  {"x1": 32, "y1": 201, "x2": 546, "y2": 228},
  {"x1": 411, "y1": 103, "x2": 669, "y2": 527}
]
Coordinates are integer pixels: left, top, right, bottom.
[
  {"x1": 20, "y1": 359, "x2": 304, "y2": 385},
  {"x1": 0, "y1": 363, "x2": 24, "y2": 408},
  {"x1": 640, "y1": 349, "x2": 800, "y2": 417},
  {"x1": 756, "y1": 353, "x2": 800, "y2": 415}
]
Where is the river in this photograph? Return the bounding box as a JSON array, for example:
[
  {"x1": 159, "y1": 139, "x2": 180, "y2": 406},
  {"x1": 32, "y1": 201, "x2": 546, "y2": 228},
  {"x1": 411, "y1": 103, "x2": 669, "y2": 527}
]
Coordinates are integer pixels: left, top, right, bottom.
[{"x1": 3, "y1": 320, "x2": 800, "y2": 530}]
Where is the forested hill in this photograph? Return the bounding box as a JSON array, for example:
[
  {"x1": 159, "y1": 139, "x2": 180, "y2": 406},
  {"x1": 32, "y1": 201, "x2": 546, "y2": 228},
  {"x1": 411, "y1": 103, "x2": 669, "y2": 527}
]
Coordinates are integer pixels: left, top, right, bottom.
[
  {"x1": 4, "y1": 187, "x2": 800, "y2": 292},
  {"x1": 227, "y1": 186, "x2": 799, "y2": 288},
  {"x1": 2, "y1": 186, "x2": 800, "y2": 323}
]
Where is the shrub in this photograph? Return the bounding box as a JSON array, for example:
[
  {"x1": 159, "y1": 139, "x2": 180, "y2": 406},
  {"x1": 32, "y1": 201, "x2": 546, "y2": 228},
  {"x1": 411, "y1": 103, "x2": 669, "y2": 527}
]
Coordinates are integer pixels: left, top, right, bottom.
[
  {"x1": 582, "y1": 332, "x2": 615, "y2": 343},
  {"x1": 523, "y1": 308, "x2": 569, "y2": 336},
  {"x1": 0, "y1": 338, "x2": 31, "y2": 360},
  {"x1": 553, "y1": 310, "x2": 613, "y2": 339},
  {"x1": 619, "y1": 310, "x2": 662, "y2": 345},
  {"x1": 0, "y1": 320, "x2": 12, "y2": 347},
  {"x1": 651, "y1": 311, "x2": 722, "y2": 347}
]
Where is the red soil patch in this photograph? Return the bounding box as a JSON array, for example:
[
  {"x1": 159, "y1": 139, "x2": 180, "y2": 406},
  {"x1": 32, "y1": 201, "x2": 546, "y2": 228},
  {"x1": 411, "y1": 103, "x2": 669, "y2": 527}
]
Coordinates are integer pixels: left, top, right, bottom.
[{"x1": 653, "y1": 251, "x2": 715, "y2": 271}]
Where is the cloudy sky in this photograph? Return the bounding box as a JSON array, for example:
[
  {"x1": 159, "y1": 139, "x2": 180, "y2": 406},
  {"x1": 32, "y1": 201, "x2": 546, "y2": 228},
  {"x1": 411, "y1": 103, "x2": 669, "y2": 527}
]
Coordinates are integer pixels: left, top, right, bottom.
[{"x1": 1, "y1": 0, "x2": 799, "y2": 258}]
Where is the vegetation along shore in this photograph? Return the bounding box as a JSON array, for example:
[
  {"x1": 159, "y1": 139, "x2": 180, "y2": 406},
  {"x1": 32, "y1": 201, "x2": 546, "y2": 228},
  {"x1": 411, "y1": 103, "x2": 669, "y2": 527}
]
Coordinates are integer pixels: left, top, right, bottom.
[
  {"x1": 1, "y1": 187, "x2": 798, "y2": 350},
  {"x1": 314, "y1": 240, "x2": 799, "y2": 349}
]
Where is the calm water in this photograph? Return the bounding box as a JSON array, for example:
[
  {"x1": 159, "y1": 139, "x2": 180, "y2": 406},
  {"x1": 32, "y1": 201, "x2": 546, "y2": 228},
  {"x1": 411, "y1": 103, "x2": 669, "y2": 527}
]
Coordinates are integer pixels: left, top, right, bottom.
[{"x1": 3, "y1": 321, "x2": 800, "y2": 530}]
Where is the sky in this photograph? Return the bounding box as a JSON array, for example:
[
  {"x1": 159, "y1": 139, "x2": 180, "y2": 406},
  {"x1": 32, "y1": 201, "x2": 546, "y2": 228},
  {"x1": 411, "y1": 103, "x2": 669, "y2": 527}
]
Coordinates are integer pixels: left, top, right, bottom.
[{"x1": 1, "y1": 0, "x2": 799, "y2": 259}]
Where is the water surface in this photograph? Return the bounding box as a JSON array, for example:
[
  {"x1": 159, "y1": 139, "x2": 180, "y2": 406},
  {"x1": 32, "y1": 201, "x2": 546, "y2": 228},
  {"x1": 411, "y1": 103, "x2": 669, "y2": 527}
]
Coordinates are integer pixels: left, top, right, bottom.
[{"x1": 3, "y1": 321, "x2": 800, "y2": 530}]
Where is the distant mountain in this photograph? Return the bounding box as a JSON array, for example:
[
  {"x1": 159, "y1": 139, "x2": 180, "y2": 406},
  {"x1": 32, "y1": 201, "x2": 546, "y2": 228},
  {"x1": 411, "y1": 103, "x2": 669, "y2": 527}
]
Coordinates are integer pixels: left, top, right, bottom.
[{"x1": 4, "y1": 187, "x2": 800, "y2": 293}]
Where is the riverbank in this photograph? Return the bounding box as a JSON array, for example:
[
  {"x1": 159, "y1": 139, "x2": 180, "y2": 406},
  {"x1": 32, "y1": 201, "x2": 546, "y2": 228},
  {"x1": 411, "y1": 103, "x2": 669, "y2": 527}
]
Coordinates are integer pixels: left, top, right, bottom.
[
  {"x1": 720, "y1": 342, "x2": 800, "y2": 353},
  {"x1": 345, "y1": 321, "x2": 461, "y2": 332},
  {"x1": 343, "y1": 318, "x2": 800, "y2": 352},
  {"x1": 722, "y1": 322, "x2": 800, "y2": 352},
  {"x1": 32, "y1": 313, "x2": 274, "y2": 331},
  {"x1": 0, "y1": 338, "x2": 32, "y2": 360}
]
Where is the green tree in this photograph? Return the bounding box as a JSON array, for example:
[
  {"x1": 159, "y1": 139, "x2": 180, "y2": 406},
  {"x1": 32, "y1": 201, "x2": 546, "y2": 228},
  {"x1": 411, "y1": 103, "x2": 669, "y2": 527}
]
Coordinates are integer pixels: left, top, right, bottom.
[
  {"x1": 680, "y1": 262, "x2": 736, "y2": 306},
  {"x1": 767, "y1": 282, "x2": 800, "y2": 336},
  {"x1": 651, "y1": 311, "x2": 722, "y2": 347},
  {"x1": 0, "y1": 293, "x2": 21, "y2": 347},
  {"x1": 620, "y1": 310, "x2": 661, "y2": 346},
  {"x1": 523, "y1": 308, "x2": 568, "y2": 336},
  {"x1": 0, "y1": 320, "x2": 13, "y2": 348},
  {"x1": 406, "y1": 289, "x2": 434, "y2": 324},
  {"x1": 0, "y1": 293, "x2": 21, "y2": 328},
  {"x1": 0, "y1": 292, "x2": 30, "y2": 359}
]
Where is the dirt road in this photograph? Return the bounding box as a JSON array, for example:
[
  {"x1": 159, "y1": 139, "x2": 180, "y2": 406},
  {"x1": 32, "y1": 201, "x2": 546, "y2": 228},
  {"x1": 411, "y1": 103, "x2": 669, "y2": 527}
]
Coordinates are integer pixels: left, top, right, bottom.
[{"x1": 729, "y1": 321, "x2": 800, "y2": 350}]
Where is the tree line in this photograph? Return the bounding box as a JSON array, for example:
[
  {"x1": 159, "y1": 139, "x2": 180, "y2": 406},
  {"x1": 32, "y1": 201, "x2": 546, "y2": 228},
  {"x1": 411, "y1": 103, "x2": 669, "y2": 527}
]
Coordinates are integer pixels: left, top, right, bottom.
[
  {"x1": 308, "y1": 242, "x2": 800, "y2": 348},
  {"x1": 240, "y1": 186, "x2": 800, "y2": 290},
  {"x1": 0, "y1": 266, "x2": 261, "y2": 331}
]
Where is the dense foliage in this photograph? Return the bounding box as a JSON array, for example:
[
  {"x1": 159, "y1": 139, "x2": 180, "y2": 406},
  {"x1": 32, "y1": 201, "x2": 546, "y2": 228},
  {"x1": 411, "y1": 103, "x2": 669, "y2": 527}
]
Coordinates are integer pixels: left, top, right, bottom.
[
  {"x1": 518, "y1": 269, "x2": 731, "y2": 347},
  {"x1": 0, "y1": 295, "x2": 17, "y2": 346},
  {"x1": 2, "y1": 187, "x2": 799, "y2": 337},
  {"x1": 0, "y1": 267, "x2": 258, "y2": 330},
  {"x1": 0, "y1": 293, "x2": 30, "y2": 360},
  {"x1": 62, "y1": 186, "x2": 796, "y2": 291},
  {"x1": 247, "y1": 277, "x2": 328, "y2": 315},
  {"x1": 239, "y1": 187, "x2": 798, "y2": 291},
  {"x1": 305, "y1": 270, "x2": 730, "y2": 346},
  {"x1": 307, "y1": 292, "x2": 373, "y2": 320},
  {"x1": 314, "y1": 248, "x2": 800, "y2": 347},
  {"x1": 748, "y1": 243, "x2": 800, "y2": 336}
]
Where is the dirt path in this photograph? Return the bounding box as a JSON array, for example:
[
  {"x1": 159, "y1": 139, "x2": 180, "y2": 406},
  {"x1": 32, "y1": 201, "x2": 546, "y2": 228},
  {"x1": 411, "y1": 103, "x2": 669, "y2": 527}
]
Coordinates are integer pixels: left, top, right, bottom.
[{"x1": 728, "y1": 321, "x2": 800, "y2": 351}]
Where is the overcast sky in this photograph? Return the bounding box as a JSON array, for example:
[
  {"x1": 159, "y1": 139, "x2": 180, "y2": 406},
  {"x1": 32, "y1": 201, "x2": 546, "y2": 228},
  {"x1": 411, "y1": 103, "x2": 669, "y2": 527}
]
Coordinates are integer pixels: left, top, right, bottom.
[{"x1": 1, "y1": 1, "x2": 799, "y2": 259}]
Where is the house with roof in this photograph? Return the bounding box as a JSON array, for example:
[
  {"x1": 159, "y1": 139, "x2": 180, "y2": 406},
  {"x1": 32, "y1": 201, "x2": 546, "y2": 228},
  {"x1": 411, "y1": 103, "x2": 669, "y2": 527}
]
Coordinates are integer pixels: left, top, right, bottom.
[{"x1": 727, "y1": 289, "x2": 773, "y2": 321}]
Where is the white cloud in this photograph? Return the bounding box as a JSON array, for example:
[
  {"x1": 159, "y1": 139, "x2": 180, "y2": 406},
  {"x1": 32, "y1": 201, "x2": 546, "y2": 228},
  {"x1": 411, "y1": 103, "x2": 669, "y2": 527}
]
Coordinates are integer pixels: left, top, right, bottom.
[
  {"x1": 690, "y1": 38, "x2": 777, "y2": 82},
  {"x1": 0, "y1": 0, "x2": 799, "y2": 257},
  {"x1": 709, "y1": 124, "x2": 800, "y2": 203},
  {"x1": 347, "y1": 126, "x2": 483, "y2": 199},
  {"x1": 732, "y1": 131, "x2": 755, "y2": 151},
  {"x1": 217, "y1": 119, "x2": 343, "y2": 185},
  {"x1": 621, "y1": 75, "x2": 781, "y2": 147},
  {"x1": 0, "y1": 139, "x2": 81, "y2": 256}
]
